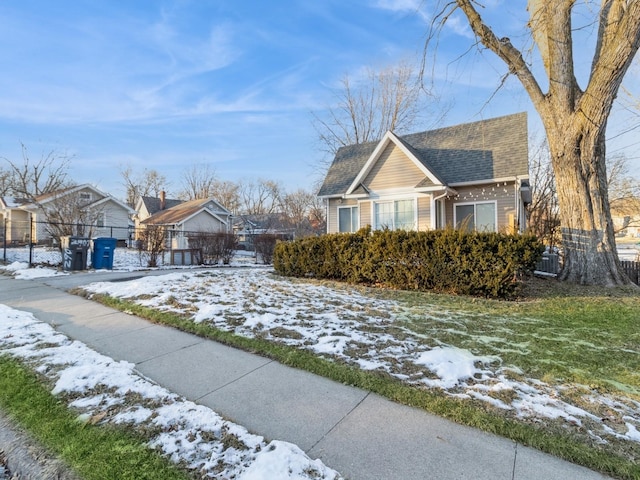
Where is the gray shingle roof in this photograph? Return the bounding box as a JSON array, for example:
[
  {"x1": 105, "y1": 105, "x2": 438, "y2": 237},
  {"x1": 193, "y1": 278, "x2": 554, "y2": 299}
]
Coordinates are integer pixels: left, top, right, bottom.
[
  {"x1": 140, "y1": 196, "x2": 184, "y2": 215},
  {"x1": 318, "y1": 112, "x2": 528, "y2": 197}
]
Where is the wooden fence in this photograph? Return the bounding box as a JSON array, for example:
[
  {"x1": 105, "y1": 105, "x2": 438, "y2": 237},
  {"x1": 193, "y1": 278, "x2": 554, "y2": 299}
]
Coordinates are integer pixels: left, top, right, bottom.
[
  {"x1": 620, "y1": 261, "x2": 640, "y2": 285},
  {"x1": 535, "y1": 255, "x2": 640, "y2": 285}
]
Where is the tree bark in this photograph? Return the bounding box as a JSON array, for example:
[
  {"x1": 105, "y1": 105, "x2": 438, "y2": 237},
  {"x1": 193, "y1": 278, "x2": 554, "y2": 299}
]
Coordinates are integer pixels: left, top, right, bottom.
[{"x1": 545, "y1": 118, "x2": 627, "y2": 285}]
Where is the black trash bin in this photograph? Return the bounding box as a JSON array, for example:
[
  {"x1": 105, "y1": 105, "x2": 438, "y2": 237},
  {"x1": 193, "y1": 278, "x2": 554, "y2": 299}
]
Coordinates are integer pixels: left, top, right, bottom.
[
  {"x1": 92, "y1": 237, "x2": 117, "y2": 269},
  {"x1": 61, "y1": 236, "x2": 90, "y2": 271}
]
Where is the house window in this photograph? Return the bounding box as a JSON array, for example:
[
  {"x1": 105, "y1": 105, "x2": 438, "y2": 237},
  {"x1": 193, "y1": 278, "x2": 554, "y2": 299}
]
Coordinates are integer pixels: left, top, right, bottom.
[
  {"x1": 96, "y1": 213, "x2": 106, "y2": 228},
  {"x1": 80, "y1": 192, "x2": 92, "y2": 201},
  {"x1": 455, "y1": 202, "x2": 497, "y2": 232},
  {"x1": 338, "y1": 206, "x2": 359, "y2": 233},
  {"x1": 374, "y1": 199, "x2": 416, "y2": 230},
  {"x1": 435, "y1": 198, "x2": 444, "y2": 229}
]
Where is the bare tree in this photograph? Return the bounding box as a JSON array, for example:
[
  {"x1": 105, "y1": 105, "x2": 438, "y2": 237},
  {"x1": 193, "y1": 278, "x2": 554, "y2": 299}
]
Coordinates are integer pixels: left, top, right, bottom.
[
  {"x1": 529, "y1": 143, "x2": 640, "y2": 243},
  {"x1": 281, "y1": 188, "x2": 323, "y2": 238},
  {"x1": 527, "y1": 137, "x2": 560, "y2": 248},
  {"x1": 428, "y1": 1, "x2": 640, "y2": 285},
  {"x1": 2, "y1": 143, "x2": 73, "y2": 198},
  {"x1": 120, "y1": 165, "x2": 169, "y2": 207},
  {"x1": 313, "y1": 62, "x2": 442, "y2": 158},
  {"x1": 137, "y1": 224, "x2": 166, "y2": 268},
  {"x1": 308, "y1": 195, "x2": 327, "y2": 235},
  {"x1": 211, "y1": 179, "x2": 241, "y2": 215},
  {"x1": 0, "y1": 168, "x2": 11, "y2": 197},
  {"x1": 38, "y1": 193, "x2": 104, "y2": 247},
  {"x1": 179, "y1": 163, "x2": 218, "y2": 200},
  {"x1": 238, "y1": 179, "x2": 283, "y2": 215}
]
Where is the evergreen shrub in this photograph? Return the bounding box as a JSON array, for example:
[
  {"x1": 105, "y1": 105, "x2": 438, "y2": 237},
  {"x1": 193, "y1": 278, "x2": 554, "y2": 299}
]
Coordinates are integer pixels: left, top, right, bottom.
[{"x1": 273, "y1": 227, "x2": 543, "y2": 298}]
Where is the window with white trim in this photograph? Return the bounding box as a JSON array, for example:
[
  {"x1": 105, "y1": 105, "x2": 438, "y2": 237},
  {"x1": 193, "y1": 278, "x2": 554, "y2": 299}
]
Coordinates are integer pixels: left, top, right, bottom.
[
  {"x1": 96, "y1": 212, "x2": 106, "y2": 228},
  {"x1": 374, "y1": 199, "x2": 416, "y2": 230},
  {"x1": 455, "y1": 202, "x2": 496, "y2": 232},
  {"x1": 338, "y1": 205, "x2": 359, "y2": 233}
]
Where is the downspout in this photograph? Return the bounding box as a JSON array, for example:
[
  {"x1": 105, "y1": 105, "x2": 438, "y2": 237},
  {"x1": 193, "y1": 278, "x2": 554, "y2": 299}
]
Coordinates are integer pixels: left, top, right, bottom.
[
  {"x1": 325, "y1": 198, "x2": 329, "y2": 234},
  {"x1": 515, "y1": 179, "x2": 519, "y2": 234},
  {"x1": 432, "y1": 190, "x2": 449, "y2": 230}
]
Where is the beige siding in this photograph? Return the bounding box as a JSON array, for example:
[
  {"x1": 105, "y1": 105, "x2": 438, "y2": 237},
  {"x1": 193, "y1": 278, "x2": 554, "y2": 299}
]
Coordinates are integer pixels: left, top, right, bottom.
[
  {"x1": 360, "y1": 201, "x2": 371, "y2": 228},
  {"x1": 417, "y1": 196, "x2": 431, "y2": 231},
  {"x1": 7, "y1": 209, "x2": 30, "y2": 243},
  {"x1": 364, "y1": 143, "x2": 425, "y2": 191},
  {"x1": 327, "y1": 198, "x2": 358, "y2": 233},
  {"x1": 183, "y1": 211, "x2": 225, "y2": 233},
  {"x1": 445, "y1": 182, "x2": 517, "y2": 231}
]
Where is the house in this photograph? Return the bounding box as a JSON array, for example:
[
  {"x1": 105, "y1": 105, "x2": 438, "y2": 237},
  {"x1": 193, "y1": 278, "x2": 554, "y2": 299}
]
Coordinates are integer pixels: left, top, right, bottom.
[
  {"x1": 318, "y1": 112, "x2": 530, "y2": 234},
  {"x1": 610, "y1": 196, "x2": 640, "y2": 238},
  {"x1": 134, "y1": 191, "x2": 184, "y2": 227},
  {"x1": 1, "y1": 184, "x2": 134, "y2": 245},
  {"x1": 233, "y1": 214, "x2": 296, "y2": 250},
  {"x1": 137, "y1": 193, "x2": 233, "y2": 249},
  {"x1": 0, "y1": 197, "x2": 31, "y2": 245}
]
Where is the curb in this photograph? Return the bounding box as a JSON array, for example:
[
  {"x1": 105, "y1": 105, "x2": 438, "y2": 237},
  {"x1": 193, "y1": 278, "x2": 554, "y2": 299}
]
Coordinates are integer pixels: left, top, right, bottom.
[{"x1": 0, "y1": 409, "x2": 80, "y2": 480}]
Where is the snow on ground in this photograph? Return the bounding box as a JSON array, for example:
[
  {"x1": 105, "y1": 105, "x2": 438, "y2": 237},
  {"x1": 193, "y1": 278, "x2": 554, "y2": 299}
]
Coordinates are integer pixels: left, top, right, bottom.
[
  {"x1": 0, "y1": 304, "x2": 341, "y2": 480},
  {"x1": 2, "y1": 261, "x2": 69, "y2": 280},
  {"x1": 79, "y1": 268, "x2": 640, "y2": 450},
  {"x1": 3, "y1": 246, "x2": 640, "y2": 462},
  {"x1": 1, "y1": 245, "x2": 260, "y2": 272}
]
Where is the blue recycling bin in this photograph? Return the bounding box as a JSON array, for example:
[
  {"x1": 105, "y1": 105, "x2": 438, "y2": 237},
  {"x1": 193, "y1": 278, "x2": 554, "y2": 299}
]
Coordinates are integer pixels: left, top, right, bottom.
[{"x1": 92, "y1": 237, "x2": 117, "y2": 269}]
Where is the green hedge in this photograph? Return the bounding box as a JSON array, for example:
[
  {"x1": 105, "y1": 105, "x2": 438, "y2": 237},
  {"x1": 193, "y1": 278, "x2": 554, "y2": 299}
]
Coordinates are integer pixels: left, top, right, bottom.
[{"x1": 273, "y1": 227, "x2": 543, "y2": 298}]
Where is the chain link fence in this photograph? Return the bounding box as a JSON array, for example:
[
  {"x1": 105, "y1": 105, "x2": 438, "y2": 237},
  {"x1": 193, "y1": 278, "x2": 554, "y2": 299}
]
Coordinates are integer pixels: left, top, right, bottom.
[{"x1": 1, "y1": 219, "x2": 258, "y2": 269}]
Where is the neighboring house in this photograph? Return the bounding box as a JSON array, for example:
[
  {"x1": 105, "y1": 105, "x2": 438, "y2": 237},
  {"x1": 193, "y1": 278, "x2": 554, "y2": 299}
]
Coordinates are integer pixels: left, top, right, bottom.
[
  {"x1": 137, "y1": 193, "x2": 232, "y2": 249},
  {"x1": 0, "y1": 197, "x2": 31, "y2": 245},
  {"x1": 134, "y1": 191, "x2": 184, "y2": 228},
  {"x1": 233, "y1": 214, "x2": 297, "y2": 250},
  {"x1": 318, "y1": 112, "x2": 531, "y2": 234},
  {"x1": 610, "y1": 197, "x2": 640, "y2": 237},
  {"x1": 1, "y1": 184, "x2": 134, "y2": 245}
]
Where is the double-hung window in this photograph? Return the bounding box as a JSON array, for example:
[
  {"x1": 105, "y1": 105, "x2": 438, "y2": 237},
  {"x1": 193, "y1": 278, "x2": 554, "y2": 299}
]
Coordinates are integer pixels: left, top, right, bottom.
[
  {"x1": 338, "y1": 205, "x2": 359, "y2": 233},
  {"x1": 455, "y1": 202, "x2": 496, "y2": 232},
  {"x1": 374, "y1": 199, "x2": 416, "y2": 230}
]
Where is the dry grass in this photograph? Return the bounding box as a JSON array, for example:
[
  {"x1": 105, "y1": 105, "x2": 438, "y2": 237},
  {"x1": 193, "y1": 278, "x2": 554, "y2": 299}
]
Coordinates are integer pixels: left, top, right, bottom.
[{"x1": 519, "y1": 274, "x2": 640, "y2": 300}]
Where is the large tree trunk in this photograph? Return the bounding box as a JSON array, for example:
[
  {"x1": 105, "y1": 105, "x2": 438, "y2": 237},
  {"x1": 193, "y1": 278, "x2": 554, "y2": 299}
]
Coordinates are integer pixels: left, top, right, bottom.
[
  {"x1": 545, "y1": 119, "x2": 628, "y2": 285},
  {"x1": 449, "y1": 0, "x2": 640, "y2": 286}
]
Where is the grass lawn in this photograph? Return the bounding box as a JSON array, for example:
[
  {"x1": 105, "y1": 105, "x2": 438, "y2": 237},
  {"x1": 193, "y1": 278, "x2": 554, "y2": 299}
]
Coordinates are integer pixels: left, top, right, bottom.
[
  {"x1": 0, "y1": 355, "x2": 190, "y2": 480},
  {"x1": 76, "y1": 271, "x2": 640, "y2": 480}
]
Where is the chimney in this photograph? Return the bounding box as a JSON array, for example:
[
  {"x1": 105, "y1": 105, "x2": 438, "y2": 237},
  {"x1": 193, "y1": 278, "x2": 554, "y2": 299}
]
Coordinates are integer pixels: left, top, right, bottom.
[{"x1": 159, "y1": 190, "x2": 166, "y2": 210}]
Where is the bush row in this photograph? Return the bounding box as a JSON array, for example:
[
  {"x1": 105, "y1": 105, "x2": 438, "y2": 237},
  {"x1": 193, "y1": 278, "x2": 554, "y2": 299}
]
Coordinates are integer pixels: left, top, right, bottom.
[
  {"x1": 188, "y1": 232, "x2": 237, "y2": 265},
  {"x1": 273, "y1": 227, "x2": 543, "y2": 298}
]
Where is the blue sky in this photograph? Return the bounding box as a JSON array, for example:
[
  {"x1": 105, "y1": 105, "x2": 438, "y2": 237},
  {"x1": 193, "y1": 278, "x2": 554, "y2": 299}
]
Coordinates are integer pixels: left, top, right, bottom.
[{"x1": 1, "y1": 1, "x2": 639, "y2": 200}]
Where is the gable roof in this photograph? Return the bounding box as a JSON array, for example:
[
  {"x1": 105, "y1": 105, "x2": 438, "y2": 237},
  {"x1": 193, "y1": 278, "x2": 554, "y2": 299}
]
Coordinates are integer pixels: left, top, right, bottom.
[
  {"x1": 21, "y1": 184, "x2": 134, "y2": 213},
  {"x1": 0, "y1": 197, "x2": 29, "y2": 209},
  {"x1": 138, "y1": 195, "x2": 184, "y2": 215},
  {"x1": 318, "y1": 112, "x2": 528, "y2": 197},
  {"x1": 141, "y1": 197, "x2": 231, "y2": 226},
  {"x1": 233, "y1": 213, "x2": 293, "y2": 232},
  {"x1": 346, "y1": 131, "x2": 446, "y2": 195}
]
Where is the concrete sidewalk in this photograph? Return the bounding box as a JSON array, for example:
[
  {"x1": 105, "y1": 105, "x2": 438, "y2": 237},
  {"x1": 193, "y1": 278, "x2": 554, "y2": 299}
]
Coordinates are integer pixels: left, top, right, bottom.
[{"x1": 0, "y1": 272, "x2": 611, "y2": 480}]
